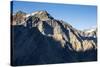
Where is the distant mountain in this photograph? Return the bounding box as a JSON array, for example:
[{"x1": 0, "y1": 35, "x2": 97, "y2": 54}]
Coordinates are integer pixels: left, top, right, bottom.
[{"x1": 11, "y1": 10, "x2": 97, "y2": 66}]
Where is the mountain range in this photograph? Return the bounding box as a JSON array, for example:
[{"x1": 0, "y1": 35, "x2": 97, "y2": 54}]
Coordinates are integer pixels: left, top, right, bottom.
[{"x1": 11, "y1": 10, "x2": 97, "y2": 66}]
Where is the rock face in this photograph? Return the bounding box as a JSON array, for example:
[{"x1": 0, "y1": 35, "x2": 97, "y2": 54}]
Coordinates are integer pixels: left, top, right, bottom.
[
  {"x1": 11, "y1": 11, "x2": 97, "y2": 66},
  {"x1": 11, "y1": 11, "x2": 26, "y2": 25}
]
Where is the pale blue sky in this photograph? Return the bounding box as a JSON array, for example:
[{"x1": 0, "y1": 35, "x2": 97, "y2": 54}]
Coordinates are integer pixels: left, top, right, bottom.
[{"x1": 11, "y1": 1, "x2": 97, "y2": 30}]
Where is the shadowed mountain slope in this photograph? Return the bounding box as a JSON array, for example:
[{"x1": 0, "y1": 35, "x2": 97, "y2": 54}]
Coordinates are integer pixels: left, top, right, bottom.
[{"x1": 11, "y1": 11, "x2": 97, "y2": 66}]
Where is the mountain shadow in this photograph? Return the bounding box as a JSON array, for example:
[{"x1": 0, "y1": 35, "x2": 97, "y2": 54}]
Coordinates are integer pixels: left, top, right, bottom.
[{"x1": 11, "y1": 25, "x2": 97, "y2": 66}]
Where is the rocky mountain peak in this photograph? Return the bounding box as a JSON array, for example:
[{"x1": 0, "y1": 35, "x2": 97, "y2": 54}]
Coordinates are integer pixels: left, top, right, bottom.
[
  {"x1": 16, "y1": 10, "x2": 26, "y2": 15},
  {"x1": 26, "y1": 10, "x2": 54, "y2": 21},
  {"x1": 11, "y1": 11, "x2": 26, "y2": 25},
  {"x1": 11, "y1": 10, "x2": 97, "y2": 52},
  {"x1": 11, "y1": 10, "x2": 97, "y2": 65}
]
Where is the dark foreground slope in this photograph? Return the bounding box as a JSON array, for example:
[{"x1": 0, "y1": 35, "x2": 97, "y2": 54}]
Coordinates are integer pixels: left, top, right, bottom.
[
  {"x1": 11, "y1": 11, "x2": 97, "y2": 66},
  {"x1": 11, "y1": 25, "x2": 97, "y2": 66}
]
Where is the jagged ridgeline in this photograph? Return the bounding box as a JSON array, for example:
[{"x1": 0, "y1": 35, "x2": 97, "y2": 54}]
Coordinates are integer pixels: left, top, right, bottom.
[{"x1": 11, "y1": 10, "x2": 97, "y2": 66}]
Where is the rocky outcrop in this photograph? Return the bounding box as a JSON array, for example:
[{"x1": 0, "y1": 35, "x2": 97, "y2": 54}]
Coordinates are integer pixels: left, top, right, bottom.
[
  {"x1": 11, "y1": 10, "x2": 97, "y2": 66},
  {"x1": 11, "y1": 10, "x2": 97, "y2": 52},
  {"x1": 11, "y1": 11, "x2": 26, "y2": 25}
]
